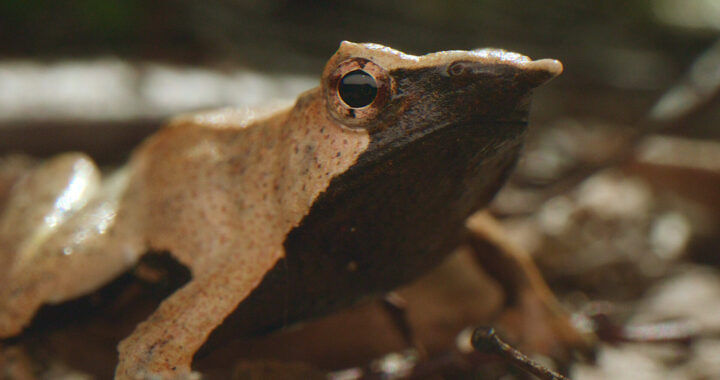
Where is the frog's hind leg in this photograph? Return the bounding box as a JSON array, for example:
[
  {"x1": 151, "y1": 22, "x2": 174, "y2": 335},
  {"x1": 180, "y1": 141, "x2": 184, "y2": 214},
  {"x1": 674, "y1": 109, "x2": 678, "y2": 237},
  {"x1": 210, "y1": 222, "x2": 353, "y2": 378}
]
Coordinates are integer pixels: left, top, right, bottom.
[
  {"x1": 464, "y1": 211, "x2": 593, "y2": 359},
  {"x1": 0, "y1": 154, "x2": 142, "y2": 338}
]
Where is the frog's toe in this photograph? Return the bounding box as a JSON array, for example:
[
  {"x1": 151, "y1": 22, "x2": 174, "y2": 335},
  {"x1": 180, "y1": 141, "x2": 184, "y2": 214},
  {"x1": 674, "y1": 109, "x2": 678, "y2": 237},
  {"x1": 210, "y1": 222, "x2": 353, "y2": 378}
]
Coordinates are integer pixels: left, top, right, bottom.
[
  {"x1": 159, "y1": 370, "x2": 201, "y2": 380},
  {"x1": 494, "y1": 288, "x2": 595, "y2": 361},
  {"x1": 114, "y1": 364, "x2": 201, "y2": 380}
]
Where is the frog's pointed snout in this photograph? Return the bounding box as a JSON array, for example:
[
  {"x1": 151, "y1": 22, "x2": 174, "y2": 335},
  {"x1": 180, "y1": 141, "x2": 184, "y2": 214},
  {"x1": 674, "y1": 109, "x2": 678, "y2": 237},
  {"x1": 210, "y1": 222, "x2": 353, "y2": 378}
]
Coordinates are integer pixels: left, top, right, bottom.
[{"x1": 522, "y1": 58, "x2": 563, "y2": 88}]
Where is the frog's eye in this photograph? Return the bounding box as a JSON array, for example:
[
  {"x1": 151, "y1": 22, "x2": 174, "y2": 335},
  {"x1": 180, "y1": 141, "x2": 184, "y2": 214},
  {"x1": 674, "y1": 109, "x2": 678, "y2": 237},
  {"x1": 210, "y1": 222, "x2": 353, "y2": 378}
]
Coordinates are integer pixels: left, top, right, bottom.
[
  {"x1": 326, "y1": 58, "x2": 391, "y2": 129},
  {"x1": 339, "y1": 70, "x2": 378, "y2": 108}
]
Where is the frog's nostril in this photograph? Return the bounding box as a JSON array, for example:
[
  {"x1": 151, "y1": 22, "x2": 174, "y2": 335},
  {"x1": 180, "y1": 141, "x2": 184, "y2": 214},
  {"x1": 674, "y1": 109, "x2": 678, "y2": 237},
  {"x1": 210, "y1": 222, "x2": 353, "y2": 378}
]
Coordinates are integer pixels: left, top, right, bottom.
[
  {"x1": 447, "y1": 61, "x2": 468, "y2": 76},
  {"x1": 447, "y1": 61, "x2": 498, "y2": 79}
]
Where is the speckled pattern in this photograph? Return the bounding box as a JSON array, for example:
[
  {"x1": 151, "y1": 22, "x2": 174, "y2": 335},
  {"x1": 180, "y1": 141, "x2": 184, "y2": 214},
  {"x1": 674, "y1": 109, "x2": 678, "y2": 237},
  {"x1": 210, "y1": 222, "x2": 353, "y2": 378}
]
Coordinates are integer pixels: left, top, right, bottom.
[
  {"x1": 115, "y1": 93, "x2": 370, "y2": 378},
  {"x1": 0, "y1": 41, "x2": 561, "y2": 379}
]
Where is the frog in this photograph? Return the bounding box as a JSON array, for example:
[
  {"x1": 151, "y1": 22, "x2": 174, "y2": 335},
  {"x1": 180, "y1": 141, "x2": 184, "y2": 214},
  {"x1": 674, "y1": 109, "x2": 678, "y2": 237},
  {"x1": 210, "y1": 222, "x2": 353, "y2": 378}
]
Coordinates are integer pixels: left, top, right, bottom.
[{"x1": 0, "y1": 41, "x2": 569, "y2": 379}]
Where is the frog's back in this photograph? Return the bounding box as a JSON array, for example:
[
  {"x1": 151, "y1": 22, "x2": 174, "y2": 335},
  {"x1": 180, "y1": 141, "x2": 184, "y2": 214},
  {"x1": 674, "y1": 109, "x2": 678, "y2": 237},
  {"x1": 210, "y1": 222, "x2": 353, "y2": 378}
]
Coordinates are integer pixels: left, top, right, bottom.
[
  {"x1": 166, "y1": 101, "x2": 294, "y2": 131},
  {"x1": 0, "y1": 102, "x2": 295, "y2": 338},
  {"x1": 127, "y1": 104, "x2": 297, "y2": 272}
]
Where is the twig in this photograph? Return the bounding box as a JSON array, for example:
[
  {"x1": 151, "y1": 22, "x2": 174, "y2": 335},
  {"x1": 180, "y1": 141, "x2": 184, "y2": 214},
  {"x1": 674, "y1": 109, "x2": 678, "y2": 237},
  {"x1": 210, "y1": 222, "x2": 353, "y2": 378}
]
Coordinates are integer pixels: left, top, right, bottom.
[
  {"x1": 471, "y1": 327, "x2": 569, "y2": 380},
  {"x1": 328, "y1": 326, "x2": 572, "y2": 380}
]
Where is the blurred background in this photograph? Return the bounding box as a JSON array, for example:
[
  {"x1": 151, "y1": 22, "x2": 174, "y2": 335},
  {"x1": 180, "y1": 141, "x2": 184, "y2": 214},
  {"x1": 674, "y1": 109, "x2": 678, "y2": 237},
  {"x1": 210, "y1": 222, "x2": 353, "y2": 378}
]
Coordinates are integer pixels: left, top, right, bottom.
[
  {"x1": 1, "y1": 1, "x2": 720, "y2": 379},
  {"x1": 2, "y1": 0, "x2": 720, "y2": 159}
]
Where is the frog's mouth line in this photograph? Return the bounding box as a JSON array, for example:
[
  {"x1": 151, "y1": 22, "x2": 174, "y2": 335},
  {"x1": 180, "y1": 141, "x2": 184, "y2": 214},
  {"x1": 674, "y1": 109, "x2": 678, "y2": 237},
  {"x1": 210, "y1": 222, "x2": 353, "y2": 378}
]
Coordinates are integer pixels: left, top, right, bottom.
[
  {"x1": 342, "y1": 117, "x2": 528, "y2": 185},
  {"x1": 363, "y1": 114, "x2": 527, "y2": 162}
]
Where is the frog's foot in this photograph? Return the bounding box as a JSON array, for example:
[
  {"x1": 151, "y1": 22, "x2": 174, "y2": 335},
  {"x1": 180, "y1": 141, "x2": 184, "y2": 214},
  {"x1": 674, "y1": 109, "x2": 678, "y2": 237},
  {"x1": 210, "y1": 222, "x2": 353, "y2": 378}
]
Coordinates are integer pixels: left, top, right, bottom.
[
  {"x1": 115, "y1": 346, "x2": 198, "y2": 380},
  {"x1": 493, "y1": 287, "x2": 592, "y2": 360},
  {"x1": 114, "y1": 362, "x2": 200, "y2": 380}
]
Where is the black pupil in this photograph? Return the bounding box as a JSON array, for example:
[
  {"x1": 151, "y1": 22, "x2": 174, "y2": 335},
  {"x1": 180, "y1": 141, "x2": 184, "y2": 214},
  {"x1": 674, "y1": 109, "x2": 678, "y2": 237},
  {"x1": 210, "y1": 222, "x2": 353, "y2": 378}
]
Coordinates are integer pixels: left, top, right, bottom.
[{"x1": 338, "y1": 70, "x2": 378, "y2": 108}]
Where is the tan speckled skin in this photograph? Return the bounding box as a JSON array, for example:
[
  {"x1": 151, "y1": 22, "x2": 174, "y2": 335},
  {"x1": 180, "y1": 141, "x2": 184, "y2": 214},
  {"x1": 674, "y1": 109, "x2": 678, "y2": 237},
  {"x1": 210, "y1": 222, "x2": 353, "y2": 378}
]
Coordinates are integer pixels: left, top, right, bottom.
[
  {"x1": 0, "y1": 41, "x2": 562, "y2": 379},
  {"x1": 115, "y1": 92, "x2": 370, "y2": 378}
]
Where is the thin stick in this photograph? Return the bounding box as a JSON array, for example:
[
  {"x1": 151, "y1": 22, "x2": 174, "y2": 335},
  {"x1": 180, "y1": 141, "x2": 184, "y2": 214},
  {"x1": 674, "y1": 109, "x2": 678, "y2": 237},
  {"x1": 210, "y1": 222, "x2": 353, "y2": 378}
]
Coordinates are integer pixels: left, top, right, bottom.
[{"x1": 471, "y1": 327, "x2": 570, "y2": 380}]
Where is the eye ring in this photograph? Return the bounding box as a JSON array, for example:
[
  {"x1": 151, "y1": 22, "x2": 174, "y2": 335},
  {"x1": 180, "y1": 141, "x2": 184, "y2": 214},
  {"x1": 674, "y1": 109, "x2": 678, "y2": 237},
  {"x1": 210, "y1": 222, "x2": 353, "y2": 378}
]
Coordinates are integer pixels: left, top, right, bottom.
[{"x1": 325, "y1": 58, "x2": 391, "y2": 129}]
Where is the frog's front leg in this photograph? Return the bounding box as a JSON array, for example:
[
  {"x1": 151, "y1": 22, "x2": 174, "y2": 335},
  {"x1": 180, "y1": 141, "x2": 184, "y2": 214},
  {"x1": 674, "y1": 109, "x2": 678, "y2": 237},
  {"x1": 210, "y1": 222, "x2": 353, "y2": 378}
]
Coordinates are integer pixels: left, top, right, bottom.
[
  {"x1": 464, "y1": 211, "x2": 593, "y2": 358},
  {"x1": 115, "y1": 246, "x2": 284, "y2": 380}
]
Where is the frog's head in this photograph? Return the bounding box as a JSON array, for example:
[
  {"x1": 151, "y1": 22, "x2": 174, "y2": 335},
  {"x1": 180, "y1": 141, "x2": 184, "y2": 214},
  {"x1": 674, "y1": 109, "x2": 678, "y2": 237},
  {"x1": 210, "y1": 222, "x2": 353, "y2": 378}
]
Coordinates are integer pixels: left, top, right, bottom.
[
  {"x1": 257, "y1": 42, "x2": 564, "y2": 315},
  {"x1": 320, "y1": 41, "x2": 562, "y2": 160},
  {"x1": 219, "y1": 42, "x2": 565, "y2": 324}
]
